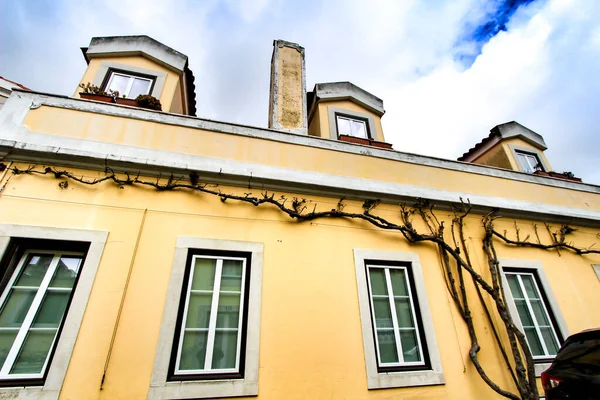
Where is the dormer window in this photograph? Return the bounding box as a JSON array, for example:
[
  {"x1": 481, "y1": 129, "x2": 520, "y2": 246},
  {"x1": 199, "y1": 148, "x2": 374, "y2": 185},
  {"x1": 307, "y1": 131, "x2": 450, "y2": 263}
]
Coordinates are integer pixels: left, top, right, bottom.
[
  {"x1": 336, "y1": 114, "x2": 370, "y2": 139},
  {"x1": 105, "y1": 71, "x2": 153, "y2": 99},
  {"x1": 516, "y1": 150, "x2": 543, "y2": 174}
]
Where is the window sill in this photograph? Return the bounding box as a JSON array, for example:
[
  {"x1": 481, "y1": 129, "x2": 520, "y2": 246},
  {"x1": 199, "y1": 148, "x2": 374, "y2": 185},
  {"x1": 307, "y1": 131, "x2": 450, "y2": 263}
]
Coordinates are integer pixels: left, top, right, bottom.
[
  {"x1": 534, "y1": 362, "x2": 551, "y2": 378},
  {"x1": 338, "y1": 135, "x2": 393, "y2": 149},
  {"x1": 148, "y1": 379, "x2": 257, "y2": 399},
  {"x1": 368, "y1": 369, "x2": 445, "y2": 390}
]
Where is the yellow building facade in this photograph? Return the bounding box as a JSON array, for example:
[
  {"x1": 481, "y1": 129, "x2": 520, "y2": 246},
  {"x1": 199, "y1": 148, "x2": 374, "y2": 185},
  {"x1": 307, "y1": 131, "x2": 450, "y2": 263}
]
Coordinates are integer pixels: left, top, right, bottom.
[{"x1": 0, "y1": 35, "x2": 598, "y2": 400}]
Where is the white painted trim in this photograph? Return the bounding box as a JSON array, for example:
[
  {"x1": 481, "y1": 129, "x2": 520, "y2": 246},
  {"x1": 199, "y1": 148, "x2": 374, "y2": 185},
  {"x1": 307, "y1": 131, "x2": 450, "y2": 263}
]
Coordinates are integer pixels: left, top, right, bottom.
[
  {"x1": 4, "y1": 90, "x2": 600, "y2": 196},
  {"x1": 353, "y1": 249, "x2": 444, "y2": 389},
  {"x1": 499, "y1": 259, "x2": 569, "y2": 377},
  {"x1": 148, "y1": 238, "x2": 263, "y2": 399},
  {"x1": 0, "y1": 224, "x2": 108, "y2": 399},
  {"x1": 2, "y1": 128, "x2": 600, "y2": 228},
  {"x1": 593, "y1": 264, "x2": 600, "y2": 281}
]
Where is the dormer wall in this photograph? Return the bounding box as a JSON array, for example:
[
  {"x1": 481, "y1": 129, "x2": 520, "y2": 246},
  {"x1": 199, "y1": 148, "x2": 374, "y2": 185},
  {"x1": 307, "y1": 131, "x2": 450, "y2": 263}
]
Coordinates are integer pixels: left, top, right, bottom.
[{"x1": 75, "y1": 36, "x2": 195, "y2": 116}]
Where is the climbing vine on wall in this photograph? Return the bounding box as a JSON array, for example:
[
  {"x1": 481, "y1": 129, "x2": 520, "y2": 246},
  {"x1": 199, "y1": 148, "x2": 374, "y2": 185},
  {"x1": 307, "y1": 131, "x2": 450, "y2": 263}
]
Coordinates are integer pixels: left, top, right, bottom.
[{"x1": 3, "y1": 163, "x2": 599, "y2": 400}]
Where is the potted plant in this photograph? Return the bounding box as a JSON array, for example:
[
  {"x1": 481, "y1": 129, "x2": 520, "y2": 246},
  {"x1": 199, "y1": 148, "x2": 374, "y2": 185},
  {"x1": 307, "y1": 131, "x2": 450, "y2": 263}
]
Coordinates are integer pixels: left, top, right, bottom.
[
  {"x1": 115, "y1": 95, "x2": 138, "y2": 107},
  {"x1": 78, "y1": 82, "x2": 117, "y2": 103},
  {"x1": 135, "y1": 94, "x2": 162, "y2": 111}
]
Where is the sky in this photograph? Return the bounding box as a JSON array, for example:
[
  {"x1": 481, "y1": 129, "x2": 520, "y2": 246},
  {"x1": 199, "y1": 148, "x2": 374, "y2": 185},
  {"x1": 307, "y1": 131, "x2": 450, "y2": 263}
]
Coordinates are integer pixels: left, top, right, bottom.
[{"x1": 1, "y1": 0, "x2": 599, "y2": 184}]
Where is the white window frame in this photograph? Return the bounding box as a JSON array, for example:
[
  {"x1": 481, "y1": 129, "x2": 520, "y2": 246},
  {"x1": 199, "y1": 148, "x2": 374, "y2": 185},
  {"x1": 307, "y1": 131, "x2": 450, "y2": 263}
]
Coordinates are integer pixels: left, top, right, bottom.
[
  {"x1": 336, "y1": 115, "x2": 369, "y2": 139},
  {"x1": 173, "y1": 254, "x2": 247, "y2": 376},
  {"x1": 515, "y1": 150, "x2": 543, "y2": 174},
  {"x1": 148, "y1": 237, "x2": 263, "y2": 400},
  {"x1": 327, "y1": 106, "x2": 377, "y2": 141},
  {"x1": 0, "y1": 224, "x2": 107, "y2": 399},
  {"x1": 353, "y1": 249, "x2": 444, "y2": 389},
  {"x1": 0, "y1": 250, "x2": 83, "y2": 380},
  {"x1": 106, "y1": 72, "x2": 153, "y2": 99},
  {"x1": 366, "y1": 264, "x2": 425, "y2": 368},
  {"x1": 499, "y1": 259, "x2": 569, "y2": 377}
]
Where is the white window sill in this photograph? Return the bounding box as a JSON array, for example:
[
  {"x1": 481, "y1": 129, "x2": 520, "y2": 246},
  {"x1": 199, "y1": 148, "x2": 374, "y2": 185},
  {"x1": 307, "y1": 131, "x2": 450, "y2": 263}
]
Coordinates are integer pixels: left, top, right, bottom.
[
  {"x1": 535, "y1": 362, "x2": 551, "y2": 377},
  {"x1": 148, "y1": 379, "x2": 257, "y2": 399},
  {"x1": 368, "y1": 369, "x2": 445, "y2": 390}
]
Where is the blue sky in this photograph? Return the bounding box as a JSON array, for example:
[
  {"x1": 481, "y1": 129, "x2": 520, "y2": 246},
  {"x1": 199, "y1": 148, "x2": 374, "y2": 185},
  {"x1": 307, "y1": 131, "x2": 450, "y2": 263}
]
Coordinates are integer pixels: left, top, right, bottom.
[{"x1": 1, "y1": 0, "x2": 599, "y2": 184}]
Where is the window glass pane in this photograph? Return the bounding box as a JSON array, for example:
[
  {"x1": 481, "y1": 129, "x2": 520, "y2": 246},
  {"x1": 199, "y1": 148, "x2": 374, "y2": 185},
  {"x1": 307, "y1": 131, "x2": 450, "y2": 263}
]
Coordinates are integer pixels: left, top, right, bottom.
[
  {"x1": 185, "y1": 293, "x2": 212, "y2": 329},
  {"x1": 0, "y1": 289, "x2": 36, "y2": 328},
  {"x1": 400, "y1": 330, "x2": 421, "y2": 362},
  {"x1": 191, "y1": 258, "x2": 216, "y2": 291},
  {"x1": 128, "y1": 78, "x2": 152, "y2": 99},
  {"x1": 350, "y1": 120, "x2": 367, "y2": 138},
  {"x1": 541, "y1": 327, "x2": 559, "y2": 355},
  {"x1": 524, "y1": 327, "x2": 543, "y2": 356},
  {"x1": 506, "y1": 274, "x2": 523, "y2": 299},
  {"x1": 389, "y1": 269, "x2": 408, "y2": 297},
  {"x1": 377, "y1": 330, "x2": 399, "y2": 363},
  {"x1": 107, "y1": 74, "x2": 130, "y2": 96},
  {"x1": 337, "y1": 117, "x2": 351, "y2": 136},
  {"x1": 368, "y1": 268, "x2": 387, "y2": 296},
  {"x1": 10, "y1": 330, "x2": 56, "y2": 374},
  {"x1": 31, "y1": 291, "x2": 70, "y2": 329},
  {"x1": 521, "y1": 275, "x2": 539, "y2": 299},
  {"x1": 515, "y1": 299, "x2": 534, "y2": 327},
  {"x1": 15, "y1": 254, "x2": 53, "y2": 287},
  {"x1": 530, "y1": 299, "x2": 550, "y2": 326},
  {"x1": 216, "y1": 293, "x2": 240, "y2": 329},
  {"x1": 0, "y1": 331, "x2": 18, "y2": 367},
  {"x1": 220, "y1": 260, "x2": 243, "y2": 292},
  {"x1": 373, "y1": 298, "x2": 393, "y2": 328},
  {"x1": 394, "y1": 298, "x2": 415, "y2": 328},
  {"x1": 212, "y1": 330, "x2": 238, "y2": 369},
  {"x1": 49, "y1": 257, "x2": 81, "y2": 288},
  {"x1": 179, "y1": 331, "x2": 208, "y2": 371}
]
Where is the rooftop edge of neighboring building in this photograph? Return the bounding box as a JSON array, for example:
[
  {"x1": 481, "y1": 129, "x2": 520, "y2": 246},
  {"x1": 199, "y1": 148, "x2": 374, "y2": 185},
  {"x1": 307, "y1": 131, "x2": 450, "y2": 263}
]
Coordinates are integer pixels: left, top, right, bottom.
[{"x1": 81, "y1": 35, "x2": 189, "y2": 73}]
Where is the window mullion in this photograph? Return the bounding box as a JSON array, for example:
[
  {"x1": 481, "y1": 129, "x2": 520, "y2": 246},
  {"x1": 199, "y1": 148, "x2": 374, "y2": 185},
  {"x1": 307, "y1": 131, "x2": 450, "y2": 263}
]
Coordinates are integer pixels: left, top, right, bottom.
[
  {"x1": 517, "y1": 274, "x2": 549, "y2": 356},
  {"x1": 384, "y1": 268, "x2": 403, "y2": 363},
  {"x1": 204, "y1": 259, "x2": 223, "y2": 370},
  {"x1": 123, "y1": 77, "x2": 135, "y2": 97},
  {"x1": 0, "y1": 253, "x2": 61, "y2": 375}
]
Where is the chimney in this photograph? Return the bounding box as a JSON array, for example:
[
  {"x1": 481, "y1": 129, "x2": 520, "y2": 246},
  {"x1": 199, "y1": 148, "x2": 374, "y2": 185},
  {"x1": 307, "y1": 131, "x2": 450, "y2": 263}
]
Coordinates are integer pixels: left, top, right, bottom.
[{"x1": 268, "y1": 40, "x2": 307, "y2": 134}]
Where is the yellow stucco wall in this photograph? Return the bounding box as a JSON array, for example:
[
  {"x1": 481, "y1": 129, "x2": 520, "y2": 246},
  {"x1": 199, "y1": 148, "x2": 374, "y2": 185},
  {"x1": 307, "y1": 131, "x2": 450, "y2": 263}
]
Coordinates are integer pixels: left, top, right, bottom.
[
  {"x1": 307, "y1": 104, "x2": 322, "y2": 138},
  {"x1": 22, "y1": 106, "x2": 600, "y2": 212},
  {"x1": 315, "y1": 100, "x2": 385, "y2": 142},
  {"x1": 1, "y1": 165, "x2": 597, "y2": 399},
  {"x1": 74, "y1": 56, "x2": 182, "y2": 112},
  {"x1": 169, "y1": 79, "x2": 184, "y2": 115},
  {"x1": 471, "y1": 142, "x2": 513, "y2": 170}
]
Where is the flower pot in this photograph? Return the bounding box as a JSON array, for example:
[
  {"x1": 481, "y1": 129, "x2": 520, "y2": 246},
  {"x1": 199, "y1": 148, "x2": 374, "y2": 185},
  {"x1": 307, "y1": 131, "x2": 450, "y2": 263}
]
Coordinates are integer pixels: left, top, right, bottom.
[
  {"x1": 79, "y1": 93, "x2": 114, "y2": 103},
  {"x1": 116, "y1": 97, "x2": 138, "y2": 107},
  {"x1": 369, "y1": 140, "x2": 393, "y2": 149},
  {"x1": 338, "y1": 135, "x2": 370, "y2": 145}
]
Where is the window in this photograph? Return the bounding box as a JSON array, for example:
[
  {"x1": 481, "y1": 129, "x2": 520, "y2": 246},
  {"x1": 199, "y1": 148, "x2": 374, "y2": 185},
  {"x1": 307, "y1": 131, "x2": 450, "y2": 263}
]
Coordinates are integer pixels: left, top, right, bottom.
[
  {"x1": 500, "y1": 259, "x2": 569, "y2": 377},
  {"x1": 105, "y1": 71, "x2": 153, "y2": 99},
  {"x1": 0, "y1": 250, "x2": 83, "y2": 384},
  {"x1": 170, "y1": 251, "x2": 249, "y2": 380},
  {"x1": 516, "y1": 151, "x2": 543, "y2": 174},
  {"x1": 0, "y1": 224, "x2": 107, "y2": 399},
  {"x1": 504, "y1": 270, "x2": 561, "y2": 359},
  {"x1": 353, "y1": 249, "x2": 444, "y2": 389},
  {"x1": 336, "y1": 115, "x2": 369, "y2": 139},
  {"x1": 149, "y1": 238, "x2": 262, "y2": 400},
  {"x1": 366, "y1": 262, "x2": 427, "y2": 370}
]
